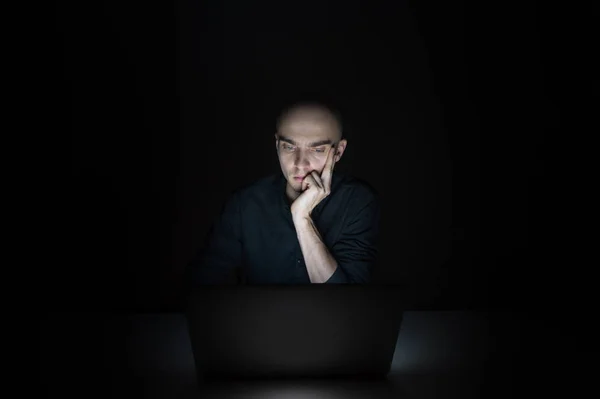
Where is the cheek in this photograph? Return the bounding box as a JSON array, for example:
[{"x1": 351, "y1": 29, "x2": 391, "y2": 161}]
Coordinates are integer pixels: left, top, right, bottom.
[{"x1": 279, "y1": 157, "x2": 293, "y2": 171}]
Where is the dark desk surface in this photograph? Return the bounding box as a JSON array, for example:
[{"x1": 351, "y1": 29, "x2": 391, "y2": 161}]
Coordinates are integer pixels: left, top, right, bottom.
[{"x1": 39, "y1": 311, "x2": 573, "y2": 398}]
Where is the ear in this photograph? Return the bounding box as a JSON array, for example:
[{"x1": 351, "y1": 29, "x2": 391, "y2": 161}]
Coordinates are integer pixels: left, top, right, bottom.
[{"x1": 334, "y1": 139, "x2": 347, "y2": 162}]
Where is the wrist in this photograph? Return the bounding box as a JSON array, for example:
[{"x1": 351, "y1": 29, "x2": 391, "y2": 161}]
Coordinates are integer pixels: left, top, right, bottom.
[{"x1": 292, "y1": 212, "x2": 311, "y2": 225}]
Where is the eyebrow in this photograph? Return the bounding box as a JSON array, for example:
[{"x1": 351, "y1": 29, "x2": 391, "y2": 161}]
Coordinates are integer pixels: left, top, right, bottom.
[{"x1": 278, "y1": 135, "x2": 333, "y2": 147}]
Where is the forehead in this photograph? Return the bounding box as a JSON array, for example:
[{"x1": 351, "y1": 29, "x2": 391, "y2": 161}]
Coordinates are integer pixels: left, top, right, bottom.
[{"x1": 278, "y1": 108, "x2": 340, "y2": 142}]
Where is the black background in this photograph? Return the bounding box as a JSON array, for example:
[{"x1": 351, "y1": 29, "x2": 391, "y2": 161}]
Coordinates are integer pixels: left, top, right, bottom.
[
  {"x1": 46, "y1": 1, "x2": 579, "y2": 396},
  {"x1": 61, "y1": 0, "x2": 559, "y2": 312}
]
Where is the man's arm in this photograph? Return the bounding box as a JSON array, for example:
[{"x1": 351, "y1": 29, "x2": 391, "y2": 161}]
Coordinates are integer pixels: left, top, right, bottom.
[
  {"x1": 293, "y1": 215, "x2": 338, "y2": 283},
  {"x1": 293, "y1": 193, "x2": 381, "y2": 284},
  {"x1": 185, "y1": 192, "x2": 243, "y2": 287}
]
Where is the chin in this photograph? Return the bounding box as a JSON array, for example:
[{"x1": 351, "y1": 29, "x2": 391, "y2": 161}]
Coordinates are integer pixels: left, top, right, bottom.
[{"x1": 287, "y1": 179, "x2": 302, "y2": 192}]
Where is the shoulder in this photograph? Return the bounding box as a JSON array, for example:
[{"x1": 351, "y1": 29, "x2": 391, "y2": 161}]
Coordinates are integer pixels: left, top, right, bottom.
[
  {"x1": 335, "y1": 173, "x2": 380, "y2": 206},
  {"x1": 226, "y1": 174, "x2": 281, "y2": 204}
]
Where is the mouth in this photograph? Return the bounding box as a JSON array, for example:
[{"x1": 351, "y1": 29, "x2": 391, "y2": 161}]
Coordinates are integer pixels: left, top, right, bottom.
[{"x1": 293, "y1": 176, "x2": 304, "y2": 181}]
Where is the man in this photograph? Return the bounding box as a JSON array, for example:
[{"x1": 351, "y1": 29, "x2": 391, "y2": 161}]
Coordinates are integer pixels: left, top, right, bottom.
[{"x1": 186, "y1": 102, "x2": 381, "y2": 285}]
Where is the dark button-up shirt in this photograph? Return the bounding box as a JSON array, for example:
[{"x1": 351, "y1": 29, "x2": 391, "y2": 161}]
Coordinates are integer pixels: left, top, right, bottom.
[{"x1": 186, "y1": 171, "x2": 381, "y2": 285}]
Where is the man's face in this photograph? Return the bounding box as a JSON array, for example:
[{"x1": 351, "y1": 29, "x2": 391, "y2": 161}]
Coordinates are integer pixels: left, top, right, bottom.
[{"x1": 275, "y1": 108, "x2": 347, "y2": 195}]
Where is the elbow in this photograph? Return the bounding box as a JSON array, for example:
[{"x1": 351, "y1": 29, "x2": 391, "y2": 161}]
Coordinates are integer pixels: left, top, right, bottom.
[{"x1": 324, "y1": 265, "x2": 370, "y2": 284}]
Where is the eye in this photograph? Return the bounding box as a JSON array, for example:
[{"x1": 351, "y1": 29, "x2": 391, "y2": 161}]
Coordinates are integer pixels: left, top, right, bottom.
[{"x1": 313, "y1": 148, "x2": 326, "y2": 153}]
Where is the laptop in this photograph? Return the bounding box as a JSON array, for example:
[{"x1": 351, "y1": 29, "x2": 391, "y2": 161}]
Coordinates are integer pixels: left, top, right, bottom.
[{"x1": 185, "y1": 284, "x2": 404, "y2": 381}]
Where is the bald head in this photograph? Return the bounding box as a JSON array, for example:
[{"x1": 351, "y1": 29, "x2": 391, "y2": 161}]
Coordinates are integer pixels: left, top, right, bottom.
[{"x1": 277, "y1": 103, "x2": 343, "y2": 142}]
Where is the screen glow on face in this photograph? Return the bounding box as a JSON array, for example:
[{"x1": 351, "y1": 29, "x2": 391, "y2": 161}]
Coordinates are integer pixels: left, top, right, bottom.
[{"x1": 280, "y1": 142, "x2": 329, "y2": 156}]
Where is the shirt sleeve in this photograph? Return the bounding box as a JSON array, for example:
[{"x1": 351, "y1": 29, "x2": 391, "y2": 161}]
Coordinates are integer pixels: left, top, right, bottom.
[
  {"x1": 185, "y1": 191, "x2": 244, "y2": 286},
  {"x1": 326, "y1": 190, "x2": 381, "y2": 284}
]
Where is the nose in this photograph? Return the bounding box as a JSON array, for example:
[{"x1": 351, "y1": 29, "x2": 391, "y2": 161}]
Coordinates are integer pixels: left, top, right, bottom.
[{"x1": 293, "y1": 150, "x2": 310, "y2": 167}]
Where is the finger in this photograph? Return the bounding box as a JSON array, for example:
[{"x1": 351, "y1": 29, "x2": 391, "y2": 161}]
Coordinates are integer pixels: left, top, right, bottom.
[
  {"x1": 321, "y1": 145, "x2": 335, "y2": 185},
  {"x1": 303, "y1": 173, "x2": 319, "y2": 189},
  {"x1": 310, "y1": 171, "x2": 324, "y2": 190},
  {"x1": 331, "y1": 145, "x2": 337, "y2": 171},
  {"x1": 321, "y1": 145, "x2": 336, "y2": 188},
  {"x1": 302, "y1": 173, "x2": 316, "y2": 191},
  {"x1": 329, "y1": 145, "x2": 337, "y2": 176}
]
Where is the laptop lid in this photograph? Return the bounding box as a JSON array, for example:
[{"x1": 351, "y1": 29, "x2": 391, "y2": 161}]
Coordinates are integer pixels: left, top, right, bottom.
[{"x1": 186, "y1": 284, "x2": 404, "y2": 380}]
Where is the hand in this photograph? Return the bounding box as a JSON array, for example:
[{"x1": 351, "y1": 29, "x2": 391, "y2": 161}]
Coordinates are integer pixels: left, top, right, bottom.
[{"x1": 291, "y1": 144, "x2": 337, "y2": 219}]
